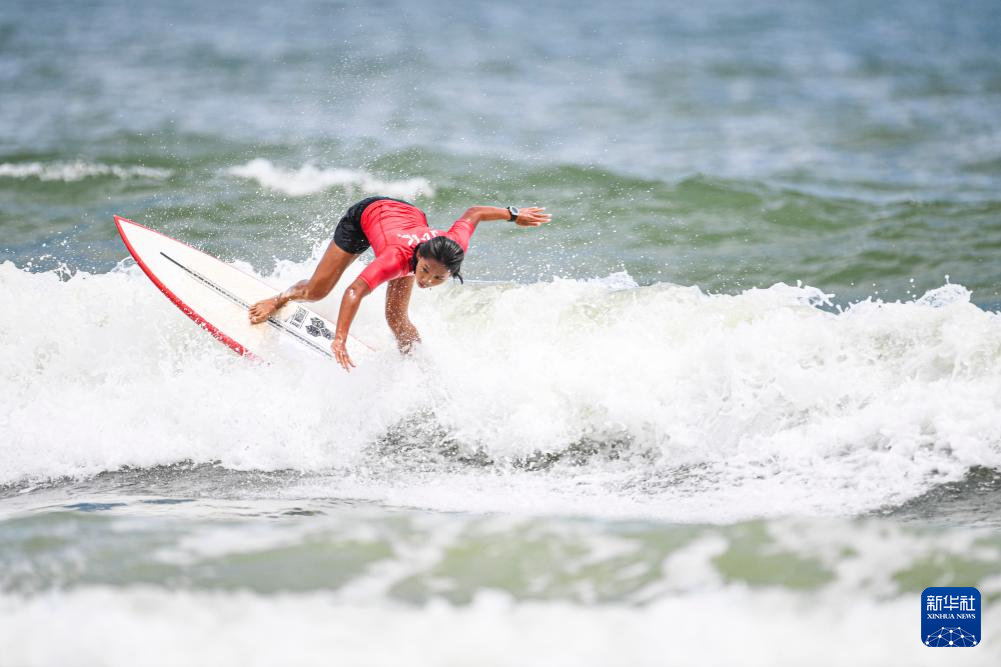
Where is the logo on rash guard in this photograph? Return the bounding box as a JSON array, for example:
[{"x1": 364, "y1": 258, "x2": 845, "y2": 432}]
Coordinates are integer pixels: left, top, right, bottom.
[{"x1": 397, "y1": 230, "x2": 440, "y2": 247}]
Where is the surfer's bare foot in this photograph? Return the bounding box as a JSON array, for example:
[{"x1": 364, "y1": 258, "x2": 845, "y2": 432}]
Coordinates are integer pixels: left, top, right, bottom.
[{"x1": 248, "y1": 296, "x2": 281, "y2": 324}]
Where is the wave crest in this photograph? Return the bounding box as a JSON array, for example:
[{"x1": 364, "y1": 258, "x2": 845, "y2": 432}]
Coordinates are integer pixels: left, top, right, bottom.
[
  {"x1": 228, "y1": 158, "x2": 435, "y2": 199},
  {"x1": 1, "y1": 259, "x2": 999, "y2": 520},
  {"x1": 0, "y1": 161, "x2": 172, "y2": 182}
]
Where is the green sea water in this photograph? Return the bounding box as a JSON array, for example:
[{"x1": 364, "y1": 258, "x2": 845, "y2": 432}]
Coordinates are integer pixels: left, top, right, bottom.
[
  {"x1": 2, "y1": 0, "x2": 1000, "y2": 305},
  {"x1": 2, "y1": 1, "x2": 1001, "y2": 664}
]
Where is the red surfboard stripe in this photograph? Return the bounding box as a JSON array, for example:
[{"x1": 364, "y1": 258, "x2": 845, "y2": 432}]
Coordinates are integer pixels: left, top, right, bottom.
[{"x1": 114, "y1": 215, "x2": 259, "y2": 360}]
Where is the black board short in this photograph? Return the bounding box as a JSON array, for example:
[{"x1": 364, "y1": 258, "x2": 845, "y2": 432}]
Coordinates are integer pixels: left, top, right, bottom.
[{"x1": 333, "y1": 196, "x2": 420, "y2": 254}]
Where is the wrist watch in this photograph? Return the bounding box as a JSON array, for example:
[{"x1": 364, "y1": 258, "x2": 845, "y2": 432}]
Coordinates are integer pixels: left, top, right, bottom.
[{"x1": 507, "y1": 206, "x2": 519, "y2": 221}]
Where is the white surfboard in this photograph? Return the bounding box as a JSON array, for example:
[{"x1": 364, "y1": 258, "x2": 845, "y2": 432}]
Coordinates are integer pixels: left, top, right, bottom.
[{"x1": 115, "y1": 215, "x2": 371, "y2": 362}]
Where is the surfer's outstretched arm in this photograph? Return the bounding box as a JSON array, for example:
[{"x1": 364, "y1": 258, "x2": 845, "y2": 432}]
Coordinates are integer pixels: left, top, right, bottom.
[
  {"x1": 458, "y1": 206, "x2": 551, "y2": 230},
  {"x1": 331, "y1": 277, "x2": 372, "y2": 370},
  {"x1": 385, "y1": 276, "x2": 420, "y2": 354}
]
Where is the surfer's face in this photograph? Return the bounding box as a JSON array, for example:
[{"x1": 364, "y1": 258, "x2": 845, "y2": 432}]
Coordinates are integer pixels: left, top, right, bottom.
[{"x1": 415, "y1": 257, "x2": 450, "y2": 289}]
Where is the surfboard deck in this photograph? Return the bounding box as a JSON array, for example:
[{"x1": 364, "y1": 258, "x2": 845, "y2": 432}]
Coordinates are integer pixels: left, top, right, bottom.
[{"x1": 115, "y1": 215, "x2": 370, "y2": 362}]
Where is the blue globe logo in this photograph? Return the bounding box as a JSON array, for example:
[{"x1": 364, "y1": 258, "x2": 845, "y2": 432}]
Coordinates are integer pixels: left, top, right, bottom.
[{"x1": 925, "y1": 627, "x2": 977, "y2": 647}]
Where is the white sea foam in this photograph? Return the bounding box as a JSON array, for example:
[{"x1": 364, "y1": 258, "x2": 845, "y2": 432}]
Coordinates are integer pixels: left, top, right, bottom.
[
  {"x1": 0, "y1": 161, "x2": 172, "y2": 181},
  {"x1": 0, "y1": 259, "x2": 999, "y2": 522},
  {"x1": 0, "y1": 587, "x2": 997, "y2": 666},
  {"x1": 228, "y1": 158, "x2": 435, "y2": 198}
]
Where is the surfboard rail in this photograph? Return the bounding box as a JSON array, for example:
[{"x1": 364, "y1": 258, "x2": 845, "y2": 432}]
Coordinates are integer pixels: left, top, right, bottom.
[{"x1": 115, "y1": 216, "x2": 257, "y2": 358}]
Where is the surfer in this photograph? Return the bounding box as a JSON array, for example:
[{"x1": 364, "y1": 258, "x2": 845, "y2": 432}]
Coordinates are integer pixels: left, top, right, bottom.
[{"x1": 248, "y1": 197, "x2": 551, "y2": 370}]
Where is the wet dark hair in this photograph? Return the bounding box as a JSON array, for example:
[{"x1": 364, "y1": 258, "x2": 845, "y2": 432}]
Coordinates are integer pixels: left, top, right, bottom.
[{"x1": 411, "y1": 236, "x2": 464, "y2": 283}]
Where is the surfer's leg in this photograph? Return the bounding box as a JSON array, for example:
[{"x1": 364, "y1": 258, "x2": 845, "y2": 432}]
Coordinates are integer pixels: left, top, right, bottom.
[
  {"x1": 249, "y1": 242, "x2": 360, "y2": 324},
  {"x1": 300, "y1": 198, "x2": 377, "y2": 296},
  {"x1": 301, "y1": 240, "x2": 361, "y2": 298},
  {"x1": 250, "y1": 199, "x2": 377, "y2": 324}
]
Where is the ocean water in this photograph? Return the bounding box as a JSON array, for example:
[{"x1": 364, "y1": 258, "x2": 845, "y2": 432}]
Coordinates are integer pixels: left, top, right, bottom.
[{"x1": 2, "y1": 0, "x2": 1001, "y2": 664}]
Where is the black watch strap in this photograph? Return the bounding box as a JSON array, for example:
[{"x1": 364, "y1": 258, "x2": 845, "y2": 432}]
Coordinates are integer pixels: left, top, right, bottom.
[{"x1": 507, "y1": 206, "x2": 519, "y2": 221}]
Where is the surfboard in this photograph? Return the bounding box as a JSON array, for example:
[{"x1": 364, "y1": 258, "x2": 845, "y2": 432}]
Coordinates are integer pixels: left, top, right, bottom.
[{"x1": 114, "y1": 215, "x2": 370, "y2": 362}]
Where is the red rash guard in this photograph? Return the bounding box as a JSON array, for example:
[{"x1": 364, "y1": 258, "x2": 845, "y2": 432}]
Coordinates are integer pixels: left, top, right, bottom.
[{"x1": 357, "y1": 199, "x2": 475, "y2": 290}]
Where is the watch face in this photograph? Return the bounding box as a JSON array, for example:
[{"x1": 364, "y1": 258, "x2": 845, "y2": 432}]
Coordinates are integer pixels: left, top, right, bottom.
[{"x1": 509, "y1": 206, "x2": 519, "y2": 219}]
